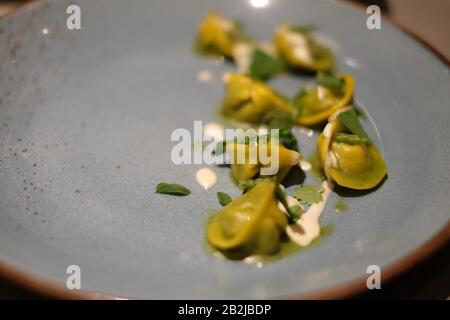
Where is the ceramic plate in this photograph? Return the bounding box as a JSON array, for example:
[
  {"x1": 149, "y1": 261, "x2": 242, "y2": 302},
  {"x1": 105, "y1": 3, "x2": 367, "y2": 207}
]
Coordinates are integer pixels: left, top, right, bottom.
[{"x1": 0, "y1": 0, "x2": 449, "y2": 299}]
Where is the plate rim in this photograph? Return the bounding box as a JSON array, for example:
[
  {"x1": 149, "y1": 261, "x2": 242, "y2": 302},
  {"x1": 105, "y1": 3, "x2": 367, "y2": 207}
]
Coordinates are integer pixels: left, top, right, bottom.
[{"x1": 0, "y1": 0, "x2": 449, "y2": 299}]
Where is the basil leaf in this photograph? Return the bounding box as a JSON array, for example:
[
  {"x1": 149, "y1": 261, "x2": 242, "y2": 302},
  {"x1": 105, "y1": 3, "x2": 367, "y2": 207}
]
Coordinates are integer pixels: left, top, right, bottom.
[
  {"x1": 316, "y1": 72, "x2": 345, "y2": 94},
  {"x1": 337, "y1": 109, "x2": 371, "y2": 142},
  {"x1": 335, "y1": 133, "x2": 369, "y2": 145},
  {"x1": 277, "y1": 128, "x2": 299, "y2": 152},
  {"x1": 213, "y1": 129, "x2": 298, "y2": 155},
  {"x1": 288, "y1": 205, "x2": 303, "y2": 223},
  {"x1": 155, "y1": 183, "x2": 191, "y2": 196},
  {"x1": 249, "y1": 49, "x2": 285, "y2": 81},
  {"x1": 217, "y1": 192, "x2": 232, "y2": 206}
]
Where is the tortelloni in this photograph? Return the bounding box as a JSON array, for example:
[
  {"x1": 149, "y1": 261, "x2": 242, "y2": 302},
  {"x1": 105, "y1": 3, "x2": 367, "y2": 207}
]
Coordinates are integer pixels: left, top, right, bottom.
[
  {"x1": 207, "y1": 180, "x2": 287, "y2": 259},
  {"x1": 274, "y1": 25, "x2": 333, "y2": 72},
  {"x1": 294, "y1": 74, "x2": 355, "y2": 126},
  {"x1": 221, "y1": 73, "x2": 293, "y2": 124},
  {"x1": 226, "y1": 141, "x2": 302, "y2": 183},
  {"x1": 317, "y1": 113, "x2": 387, "y2": 190},
  {"x1": 196, "y1": 12, "x2": 244, "y2": 58}
]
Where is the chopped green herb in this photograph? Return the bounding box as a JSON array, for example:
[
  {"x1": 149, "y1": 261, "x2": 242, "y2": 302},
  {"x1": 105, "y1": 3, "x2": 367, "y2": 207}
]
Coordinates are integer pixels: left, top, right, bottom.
[
  {"x1": 337, "y1": 109, "x2": 371, "y2": 142},
  {"x1": 249, "y1": 49, "x2": 285, "y2": 81},
  {"x1": 290, "y1": 24, "x2": 315, "y2": 34},
  {"x1": 265, "y1": 112, "x2": 293, "y2": 130},
  {"x1": 316, "y1": 72, "x2": 345, "y2": 94},
  {"x1": 334, "y1": 198, "x2": 349, "y2": 213},
  {"x1": 292, "y1": 184, "x2": 324, "y2": 205},
  {"x1": 288, "y1": 205, "x2": 303, "y2": 223},
  {"x1": 275, "y1": 185, "x2": 303, "y2": 224},
  {"x1": 212, "y1": 133, "x2": 268, "y2": 155},
  {"x1": 155, "y1": 183, "x2": 191, "y2": 196},
  {"x1": 217, "y1": 192, "x2": 232, "y2": 206},
  {"x1": 277, "y1": 128, "x2": 299, "y2": 152},
  {"x1": 213, "y1": 128, "x2": 298, "y2": 155},
  {"x1": 238, "y1": 179, "x2": 258, "y2": 191},
  {"x1": 335, "y1": 133, "x2": 369, "y2": 145}
]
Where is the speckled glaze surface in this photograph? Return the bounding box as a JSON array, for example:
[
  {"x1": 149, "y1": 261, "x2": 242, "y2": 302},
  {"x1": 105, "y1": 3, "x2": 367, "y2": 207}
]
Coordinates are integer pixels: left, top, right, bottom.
[{"x1": 0, "y1": 0, "x2": 449, "y2": 299}]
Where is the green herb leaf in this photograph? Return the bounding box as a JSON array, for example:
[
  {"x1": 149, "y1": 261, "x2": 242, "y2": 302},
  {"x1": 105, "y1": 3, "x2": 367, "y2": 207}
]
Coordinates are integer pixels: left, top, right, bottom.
[
  {"x1": 334, "y1": 197, "x2": 349, "y2": 213},
  {"x1": 288, "y1": 205, "x2": 303, "y2": 223},
  {"x1": 277, "y1": 128, "x2": 299, "y2": 152},
  {"x1": 155, "y1": 183, "x2": 191, "y2": 196},
  {"x1": 275, "y1": 185, "x2": 302, "y2": 224},
  {"x1": 249, "y1": 49, "x2": 285, "y2": 81},
  {"x1": 316, "y1": 72, "x2": 345, "y2": 93},
  {"x1": 335, "y1": 133, "x2": 369, "y2": 145},
  {"x1": 290, "y1": 24, "x2": 316, "y2": 34},
  {"x1": 265, "y1": 112, "x2": 293, "y2": 130},
  {"x1": 337, "y1": 109, "x2": 371, "y2": 142},
  {"x1": 292, "y1": 184, "x2": 324, "y2": 205},
  {"x1": 215, "y1": 129, "x2": 298, "y2": 154},
  {"x1": 238, "y1": 179, "x2": 257, "y2": 191},
  {"x1": 217, "y1": 192, "x2": 232, "y2": 206},
  {"x1": 212, "y1": 133, "x2": 266, "y2": 156},
  {"x1": 353, "y1": 106, "x2": 366, "y2": 118}
]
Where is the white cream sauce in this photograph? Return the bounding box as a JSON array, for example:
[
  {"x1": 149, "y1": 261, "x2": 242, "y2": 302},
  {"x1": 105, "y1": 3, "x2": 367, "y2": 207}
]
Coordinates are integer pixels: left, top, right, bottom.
[
  {"x1": 195, "y1": 167, "x2": 218, "y2": 190},
  {"x1": 295, "y1": 126, "x2": 314, "y2": 138},
  {"x1": 197, "y1": 70, "x2": 213, "y2": 83},
  {"x1": 203, "y1": 122, "x2": 225, "y2": 141},
  {"x1": 286, "y1": 180, "x2": 332, "y2": 246},
  {"x1": 299, "y1": 159, "x2": 312, "y2": 172}
]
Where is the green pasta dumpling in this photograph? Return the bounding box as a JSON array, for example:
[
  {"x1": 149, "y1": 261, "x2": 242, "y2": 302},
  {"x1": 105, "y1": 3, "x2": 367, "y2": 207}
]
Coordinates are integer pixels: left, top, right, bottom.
[
  {"x1": 207, "y1": 180, "x2": 287, "y2": 259},
  {"x1": 221, "y1": 73, "x2": 293, "y2": 124}
]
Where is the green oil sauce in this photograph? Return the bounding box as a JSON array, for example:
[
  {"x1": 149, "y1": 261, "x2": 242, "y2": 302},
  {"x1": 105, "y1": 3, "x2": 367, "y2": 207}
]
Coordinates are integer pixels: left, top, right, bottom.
[
  {"x1": 334, "y1": 197, "x2": 349, "y2": 213},
  {"x1": 256, "y1": 225, "x2": 334, "y2": 264},
  {"x1": 203, "y1": 224, "x2": 334, "y2": 265}
]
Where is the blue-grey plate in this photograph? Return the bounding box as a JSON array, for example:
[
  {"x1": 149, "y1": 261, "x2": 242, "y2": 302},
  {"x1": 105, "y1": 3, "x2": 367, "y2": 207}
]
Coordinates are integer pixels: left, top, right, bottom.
[{"x1": 0, "y1": 0, "x2": 449, "y2": 299}]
